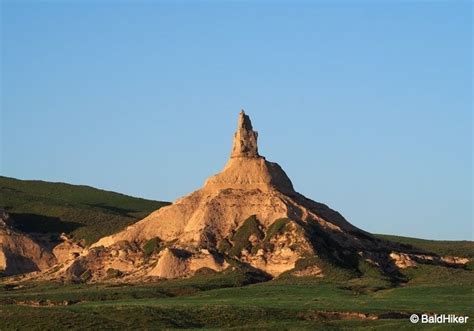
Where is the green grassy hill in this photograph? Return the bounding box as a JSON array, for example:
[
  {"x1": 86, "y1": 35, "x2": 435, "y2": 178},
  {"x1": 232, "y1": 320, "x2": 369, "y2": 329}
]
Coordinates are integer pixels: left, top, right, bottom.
[
  {"x1": 0, "y1": 176, "x2": 169, "y2": 245},
  {"x1": 375, "y1": 234, "x2": 474, "y2": 259}
]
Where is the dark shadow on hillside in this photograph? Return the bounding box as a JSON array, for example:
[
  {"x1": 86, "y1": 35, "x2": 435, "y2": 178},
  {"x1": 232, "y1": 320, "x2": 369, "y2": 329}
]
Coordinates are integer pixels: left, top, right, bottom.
[
  {"x1": 2, "y1": 248, "x2": 40, "y2": 276},
  {"x1": 9, "y1": 213, "x2": 83, "y2": 234},
  {"x1": 87, "y1": 203, "x2": 136, "y2": 216}
]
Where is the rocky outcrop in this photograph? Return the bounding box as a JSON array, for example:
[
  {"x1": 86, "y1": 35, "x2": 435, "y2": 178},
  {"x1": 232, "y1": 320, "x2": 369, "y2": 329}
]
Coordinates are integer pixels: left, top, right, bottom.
[
  {"x1": 389, "y1": 252, "x2": 470, "y2": 269},
  {"x1": 148, "y1": 248, "x2": 227, "y2": 279},
  {"x1": 40, "y1": 111, "x2": 469, "y2": 282},
  {"x1": 52, "y1": 234, "x2": 84, "y2": 264},
  {"x1": 231, "y1": 110, "x2": 259, "y2": 158},
  {"x1": 389, "y1": 252, "x2": 417, "y2": 269},
  {"x1": 0, "y1": 210, "x2": 56, "y2": 276}
]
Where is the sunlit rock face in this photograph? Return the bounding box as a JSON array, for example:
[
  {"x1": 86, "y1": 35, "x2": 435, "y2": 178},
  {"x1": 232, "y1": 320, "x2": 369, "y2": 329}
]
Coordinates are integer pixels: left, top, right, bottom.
[
  {"x1": 0, "y1": 210, "x2": 56, "y2": 276},
  {"x1": 231, "y1": 110, "x2": 259, "y2": 158},
  {"x1": 37, "y1": 111, "x2": 469, "y2": 282}
]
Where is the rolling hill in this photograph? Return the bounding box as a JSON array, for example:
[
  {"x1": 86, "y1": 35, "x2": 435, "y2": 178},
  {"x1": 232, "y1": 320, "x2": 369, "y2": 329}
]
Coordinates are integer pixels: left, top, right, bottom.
[{"x1": 0, "y1": 176, "x2": 169, "y2": 245}]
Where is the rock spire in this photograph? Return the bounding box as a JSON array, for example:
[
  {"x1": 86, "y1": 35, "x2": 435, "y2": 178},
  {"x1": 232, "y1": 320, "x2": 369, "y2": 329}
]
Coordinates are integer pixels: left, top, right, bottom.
[
  {"x1": 231, "y1": 110, "x2": 259, "y2": 158},
  {"x1": 38, "y1": 110, "x2": 469, "y2": 283}
]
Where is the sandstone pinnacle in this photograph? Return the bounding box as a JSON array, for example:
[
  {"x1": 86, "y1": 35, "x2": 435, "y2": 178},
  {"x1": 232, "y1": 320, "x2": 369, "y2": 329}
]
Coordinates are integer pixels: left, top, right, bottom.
[
  {"x1": 204, "y1": 111, "x2": 295, "y2": 194},
  {"x1": 231, "y1": 110, "x2": 259, "y2": 158}
]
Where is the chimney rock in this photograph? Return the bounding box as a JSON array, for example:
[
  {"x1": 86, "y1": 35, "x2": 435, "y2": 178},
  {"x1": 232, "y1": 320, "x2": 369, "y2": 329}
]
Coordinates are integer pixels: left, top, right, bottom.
[{"x1": 231, "y1": 110, "x2": 260, "y2": 158}]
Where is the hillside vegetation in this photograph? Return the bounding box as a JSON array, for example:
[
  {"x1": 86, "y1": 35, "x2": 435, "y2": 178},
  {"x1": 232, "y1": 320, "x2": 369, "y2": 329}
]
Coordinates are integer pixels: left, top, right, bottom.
[
  {"x1": 375, "y1": 234, "x2": 474, "y2": 259},
  {"x1": 0, "y1": 176, "x2": 169, "y2": 245},
  {"x1": 1, "y1": 261, "x2": 472, "y2": 330}
]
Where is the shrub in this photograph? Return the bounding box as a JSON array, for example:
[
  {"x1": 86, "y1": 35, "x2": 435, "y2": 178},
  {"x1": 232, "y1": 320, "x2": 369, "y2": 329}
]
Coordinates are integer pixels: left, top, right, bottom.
[
  {"x1": 265, "y1": 218, "x2": 290, "y2": 241},
  {"x1": 194, "y1": 267, "x2": 217, "y2": 276},
  {"x1": 142, "y1": 237, "x2": 162, "y2": 258},
  {"x1": 217, "y1": 239, "x2": 232, "y2": 253},
  {"x1": 106, "y1": 268, "x2": 123, "y2": 278},
  {"x1": 229, "y1": 215, "x2": 264, "y2": 257}
]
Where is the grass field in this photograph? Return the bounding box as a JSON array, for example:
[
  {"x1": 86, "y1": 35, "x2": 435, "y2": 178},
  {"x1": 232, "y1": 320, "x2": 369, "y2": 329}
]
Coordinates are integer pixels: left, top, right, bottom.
[{"x1": 1, "y1": 261, "x2": 472, "y2": 330}]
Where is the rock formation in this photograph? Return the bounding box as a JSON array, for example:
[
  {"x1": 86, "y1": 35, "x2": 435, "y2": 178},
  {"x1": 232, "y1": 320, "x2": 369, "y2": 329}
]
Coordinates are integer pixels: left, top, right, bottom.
[
  {"x1": 37, "y1": 111, "x2": 469, "y2": 282},
  {"x1": 0, "y1": 210, "x2": 56, "y2": 276},
  {"x1": 52, "y1": 233, "x2": 84, "y2": 264},
  {"x1": 231, "y1": 110, "x2": 259, "y2": 158}
]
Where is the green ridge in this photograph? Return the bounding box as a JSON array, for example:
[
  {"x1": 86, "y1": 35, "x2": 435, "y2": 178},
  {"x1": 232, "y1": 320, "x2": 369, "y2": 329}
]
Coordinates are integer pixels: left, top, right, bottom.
[{"x1": 0, "y1": 176, "x2": 169, "y2": 245}]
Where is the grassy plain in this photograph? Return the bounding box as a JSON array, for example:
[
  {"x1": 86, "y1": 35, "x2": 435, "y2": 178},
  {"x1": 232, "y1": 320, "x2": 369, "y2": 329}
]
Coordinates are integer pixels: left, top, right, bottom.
[{"x1": 1, "y1": 256, "x2": 472, "y2": 330}]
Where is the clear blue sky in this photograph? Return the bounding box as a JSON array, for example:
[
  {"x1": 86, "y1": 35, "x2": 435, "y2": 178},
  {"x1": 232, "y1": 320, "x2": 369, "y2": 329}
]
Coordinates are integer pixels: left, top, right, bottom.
[{"x1": 1, "y1": 1, "x2": 472, "y2": 240}]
